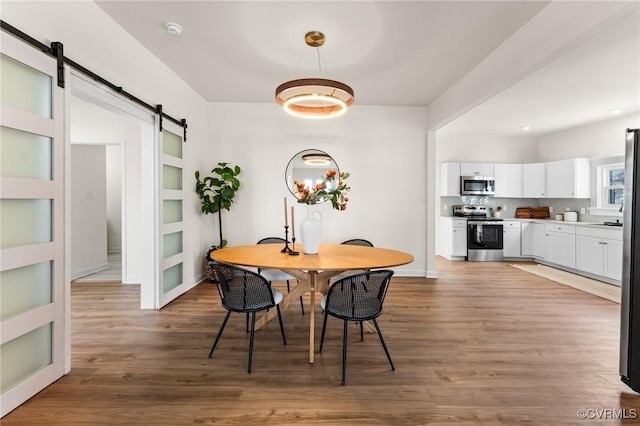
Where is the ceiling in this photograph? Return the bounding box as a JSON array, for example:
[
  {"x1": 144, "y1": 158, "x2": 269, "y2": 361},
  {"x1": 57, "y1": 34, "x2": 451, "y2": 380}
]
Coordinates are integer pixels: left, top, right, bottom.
[{"x1": 95, "y1": 1, "x2": 639, "y2": 138}]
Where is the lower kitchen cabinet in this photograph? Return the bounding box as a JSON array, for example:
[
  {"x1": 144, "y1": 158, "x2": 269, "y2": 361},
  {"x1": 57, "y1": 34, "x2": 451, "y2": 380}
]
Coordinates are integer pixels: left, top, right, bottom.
[
  {"x1": 576, "y1": 227, "x2": 623, "y2": 281},
  {"x1": 439, "y1": 217, "x2": 467, "y2": 260},
  {"x1": 503, "y1": 220, "x2": 522, "y2": 258},
  {"x1": 545, "y1": 223, "x2": 576, "y2": 269}
]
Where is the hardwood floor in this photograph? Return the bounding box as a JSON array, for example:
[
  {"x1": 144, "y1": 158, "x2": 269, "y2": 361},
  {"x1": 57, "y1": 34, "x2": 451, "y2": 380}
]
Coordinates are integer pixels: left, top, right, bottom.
[{"x1": 4, "y1": 258, "x2": 639, "y2": 425}]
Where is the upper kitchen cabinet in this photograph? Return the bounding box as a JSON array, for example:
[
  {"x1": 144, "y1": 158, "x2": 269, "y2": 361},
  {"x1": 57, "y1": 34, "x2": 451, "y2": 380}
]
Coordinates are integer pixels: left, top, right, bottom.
[
  {"x1": 494, "y1": 163, "x2": 523, "y2": 198},
  {"x1": 523, "y1": 163, "x2": 546, "y2": 198},
  {"x1": 441, "y1": 162, "x2": 461, "y2": 196},
  {"x1": 460, "y1": 162, "x2": 494, "y2": 177},
  {"x1": 545, "y1": 158, "x2": 590, "y2": 198}
]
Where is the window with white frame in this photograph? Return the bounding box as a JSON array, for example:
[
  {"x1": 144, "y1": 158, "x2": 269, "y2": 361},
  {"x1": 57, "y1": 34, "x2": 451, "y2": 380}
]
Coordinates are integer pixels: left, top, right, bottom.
[{"x1": 599, "y1": 163, "x2": 624, "y2": 208}]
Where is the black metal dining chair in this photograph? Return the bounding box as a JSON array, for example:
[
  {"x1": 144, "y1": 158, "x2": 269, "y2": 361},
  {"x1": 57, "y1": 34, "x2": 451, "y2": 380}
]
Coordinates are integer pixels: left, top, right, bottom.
[
  {"x1": 327, "y1": 239, "x2": 375, "y2": 285},
  {"x1": 319, "y1": 269, "x2": 395, "y2": 385},
  {"x1": 208, "y1": 262, "x2": 287, "y2": 373},
  {"x1": 257, "y1": 237, "x2": 304, "y2": 314}
]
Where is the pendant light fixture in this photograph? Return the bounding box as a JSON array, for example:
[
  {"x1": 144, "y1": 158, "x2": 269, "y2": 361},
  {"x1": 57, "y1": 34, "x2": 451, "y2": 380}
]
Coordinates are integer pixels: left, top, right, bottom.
[{"x1": 275, "y1": 31, "x2": 354, "y2": 119}]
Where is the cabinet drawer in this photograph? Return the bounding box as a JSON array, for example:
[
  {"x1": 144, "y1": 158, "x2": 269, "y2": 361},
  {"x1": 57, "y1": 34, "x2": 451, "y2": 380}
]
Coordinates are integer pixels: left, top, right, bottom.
[
  {"x1": 452, "y1": 219, "x2": 467, "y2": 227},
  {"x1": 576, "y1": 226, "x2": 623, "y2": 240},
  {"x1": 503, "y1": 220, "x2": 521, "y2": 229},
  {"x1": 545, "y1": 223, "x2": 575, "y2": 234}
]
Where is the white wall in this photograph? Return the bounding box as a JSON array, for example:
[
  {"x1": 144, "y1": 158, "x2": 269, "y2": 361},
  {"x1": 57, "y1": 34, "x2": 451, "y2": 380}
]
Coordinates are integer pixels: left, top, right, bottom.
[
  {"x1": 106, "y1": 145, "x2": 121, "y2": 254},
  {"x1": 535, "y1": 112, "x2": 639, "y2": 161},
  {"x1": 205, "y1": 103, "x2": 428, "y2": 276},
  {"x1": 70, "y1": 145, "x2": 107, "y2": 279}
]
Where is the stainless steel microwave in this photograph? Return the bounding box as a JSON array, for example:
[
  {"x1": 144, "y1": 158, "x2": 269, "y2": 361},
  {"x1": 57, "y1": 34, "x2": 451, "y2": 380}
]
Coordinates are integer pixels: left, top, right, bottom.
[{"x1": 460, "y1": 176, "x2": 495, "y2": 196}]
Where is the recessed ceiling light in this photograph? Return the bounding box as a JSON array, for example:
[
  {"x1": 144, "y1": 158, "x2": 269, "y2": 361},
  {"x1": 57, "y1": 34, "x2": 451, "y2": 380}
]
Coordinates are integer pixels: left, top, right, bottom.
[
  {"x1": 610, "y1": 108, "x2": 623, "y2": 114},
  {"x1": 521, "y1": 125, "x2": 531, "y2": 131},
  {"x1": 165, "y1": 22, "x2": 183, "y2": 36}
]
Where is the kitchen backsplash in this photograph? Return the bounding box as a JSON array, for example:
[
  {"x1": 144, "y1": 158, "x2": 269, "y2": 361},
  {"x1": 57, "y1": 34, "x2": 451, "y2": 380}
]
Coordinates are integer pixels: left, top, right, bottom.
[{"x1": 440, "y1": 196, "x2": 621, "y2": 223}]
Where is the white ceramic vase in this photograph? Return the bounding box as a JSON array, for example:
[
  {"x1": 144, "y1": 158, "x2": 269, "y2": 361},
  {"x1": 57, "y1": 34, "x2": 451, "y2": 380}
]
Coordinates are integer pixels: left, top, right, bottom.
[{"x1": 301, "y1": 207, "x2": 322, "y2": 254}]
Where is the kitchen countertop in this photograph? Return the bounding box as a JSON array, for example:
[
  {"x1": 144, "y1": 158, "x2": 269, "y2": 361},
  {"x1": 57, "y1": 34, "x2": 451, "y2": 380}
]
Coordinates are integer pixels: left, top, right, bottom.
[{"x1": 442, "y1": 216, "x2": 623, "y2": 229}]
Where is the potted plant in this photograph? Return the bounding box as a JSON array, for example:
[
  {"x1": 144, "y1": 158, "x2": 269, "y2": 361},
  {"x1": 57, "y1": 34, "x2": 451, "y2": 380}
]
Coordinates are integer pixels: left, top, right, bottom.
[{"x1": 195, "y1": 161, "x2": 241, "y2": 250}]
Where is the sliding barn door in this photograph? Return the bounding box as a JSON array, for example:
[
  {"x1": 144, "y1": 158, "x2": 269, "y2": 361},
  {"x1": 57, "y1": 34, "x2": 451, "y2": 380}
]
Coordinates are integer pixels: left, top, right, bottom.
[
  {"x1": 0, "y1": 31, "x2": 65, "y2": 416},
  {"x1": 157, "y1": 121, "x2": 186, "y2": 308}
]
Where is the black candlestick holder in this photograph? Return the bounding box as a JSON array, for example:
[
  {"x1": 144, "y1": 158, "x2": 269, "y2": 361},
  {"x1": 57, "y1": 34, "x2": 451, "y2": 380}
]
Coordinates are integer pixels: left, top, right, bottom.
[
  {"x1": 289, "y1": 237, "x2": 299, "y2": 256},
  {"x1": 281, "y1": 226, "x2": 292, "y2": 253}
]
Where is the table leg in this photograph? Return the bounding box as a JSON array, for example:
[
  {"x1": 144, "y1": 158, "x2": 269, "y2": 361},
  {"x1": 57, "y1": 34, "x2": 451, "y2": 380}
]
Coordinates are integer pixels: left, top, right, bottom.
[{"x1": 308, "y1": 271, "x2": 317, "y2": 364}]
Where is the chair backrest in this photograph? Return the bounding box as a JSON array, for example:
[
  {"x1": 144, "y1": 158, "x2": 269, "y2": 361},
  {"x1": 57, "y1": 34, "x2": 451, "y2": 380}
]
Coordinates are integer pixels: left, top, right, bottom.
[
  {"x1": 211, "y1": 263, "x2": 276, "y2": 312},
  {"x1": 341, "y1": 238, "x2": 374, "y2": 247},
  {"x1": 257, "y1": 237, "x2": 286, "y2": 245},
  {"x1": 325, "y1": 270, "x2": 394, "y2": 321}
]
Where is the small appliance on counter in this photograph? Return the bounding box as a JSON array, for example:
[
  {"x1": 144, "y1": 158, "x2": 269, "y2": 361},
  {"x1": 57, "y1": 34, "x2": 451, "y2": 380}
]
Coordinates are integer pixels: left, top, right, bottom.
[
  {"x1": 515, "y1": 207, "x2": 550, "y2": 219},
  {"x1": 564, "y1": 211, "x2": 578, "y2": 222}
]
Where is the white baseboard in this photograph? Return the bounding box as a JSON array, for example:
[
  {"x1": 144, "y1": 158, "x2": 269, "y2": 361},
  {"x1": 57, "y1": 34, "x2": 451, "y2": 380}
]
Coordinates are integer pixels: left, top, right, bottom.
[{"x1": 71, "y1": 263, "x2": 109, "y2": 280}]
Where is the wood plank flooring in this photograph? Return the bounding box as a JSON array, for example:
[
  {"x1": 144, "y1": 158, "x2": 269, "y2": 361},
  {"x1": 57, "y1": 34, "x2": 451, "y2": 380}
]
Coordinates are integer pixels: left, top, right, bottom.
[{"x1": 3, "y1": 258, "x2": 640, "y2": 425}]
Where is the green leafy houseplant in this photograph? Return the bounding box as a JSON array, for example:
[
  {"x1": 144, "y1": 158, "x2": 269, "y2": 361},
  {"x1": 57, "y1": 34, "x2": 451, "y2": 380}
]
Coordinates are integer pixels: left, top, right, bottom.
[{"x1": 195, "y1": 162, "x2": 241, "y2": 249}]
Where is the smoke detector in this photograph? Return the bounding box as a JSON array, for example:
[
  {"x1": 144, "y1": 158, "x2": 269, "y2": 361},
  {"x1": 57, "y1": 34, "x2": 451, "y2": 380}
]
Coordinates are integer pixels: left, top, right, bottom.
[{"x1": 165, "y1": 22, "x2": 183, "y2": 36}]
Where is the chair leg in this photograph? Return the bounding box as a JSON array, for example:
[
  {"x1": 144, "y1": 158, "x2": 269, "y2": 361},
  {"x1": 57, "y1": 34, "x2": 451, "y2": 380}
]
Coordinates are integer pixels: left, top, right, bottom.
[
  {"x1": 360, "y1": 321, "x2": 364, "y2": 341},
  {"x1": 209, "y1": 311, "x2": 231, "y2": 358},
  {"x1": 342, "y1": 320, "x2": 348, "y2": 385},
  {"x1": 372, "y1": 318, "x2": 395, "y2": 371},
  {"x1": 319, "y1": 310, "x2": 329, "y2": 352},
  {"x1": 276, "y1": 305, "x2": 287, "y2": 345},
  {"x1": 248, "y1": 311, "x2": 256, "y2": 373}
]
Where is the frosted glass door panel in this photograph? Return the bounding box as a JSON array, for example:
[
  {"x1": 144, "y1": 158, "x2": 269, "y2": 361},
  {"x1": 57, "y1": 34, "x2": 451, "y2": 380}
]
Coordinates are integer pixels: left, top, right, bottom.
[
  {"x1": 163, "y1": 165, "x2": 182, "y2": 190},
  {"x1": 163, "y1": 130, "x2": 182, "y2": 159},
  {"x1": 163, "y1": 263, "x2": 183, "y2": 293},
  {"x1": 163, "y1": 231, "x2": 183, "y2": 259},
  {"x1": 163, "y1": 200, "x2": 182, "y2": 224},
  {"x1": 0, "y1": 199, "x2": 51, "y2": 249},
  {"x1": 1, "y1": 126, "x2": 52, "y2": 180},
  {"x1": 1, "y1": 262, "x2": 52, "y2": 320},
  {"x1": 0, "y1": 323, "x2": 52, "y2": 393},
  {"x1": 0, "y1": 54, "x2": 52, "y2": 118}
]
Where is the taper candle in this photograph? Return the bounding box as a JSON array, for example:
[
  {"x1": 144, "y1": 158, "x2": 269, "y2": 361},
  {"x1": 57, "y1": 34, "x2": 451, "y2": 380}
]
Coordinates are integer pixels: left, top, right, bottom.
[
  {"x1": 291, "y1": 206, "x2": 295, "y2": 239},
  {"x1": 284, "y1": 196, "x2": 288, "y2": 226}
]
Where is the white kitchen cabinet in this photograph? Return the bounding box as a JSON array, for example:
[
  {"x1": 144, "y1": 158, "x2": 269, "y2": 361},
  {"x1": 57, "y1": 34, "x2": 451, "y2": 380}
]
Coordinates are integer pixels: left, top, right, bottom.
[
  {"x1": 494, "y1": 163, "x2": 523, "y2": 198},
  {"x1": 545, "y1": 223, "x2": 576, "y2": 268},
  {"x1": 438, "y1": 217, "x2": 467, "y2": 260},
  {"x1": 523, "y1": 163, "x2": 546, "y2": 198},
  {"x1": 545, "y1": 158, "x2": 590, "y2": 198},
  {"x1": 521, "y1": 221, "x2": 534, "y2": 256},
  {"x1": 460, "y1": 162, "x2": 494, "y2": 177},
  {"x1": 533, "y1": 223, "x2": 546, "y2": 259},
  {"x1": 503, "y1": 220, "x2": 522, "y2": 257},
  {"x1": 440, "y1": 162, "x2": 461, "y2": 196},
  {"x1": 576, "y1": 227, "x2": 623, "y2": 281}
]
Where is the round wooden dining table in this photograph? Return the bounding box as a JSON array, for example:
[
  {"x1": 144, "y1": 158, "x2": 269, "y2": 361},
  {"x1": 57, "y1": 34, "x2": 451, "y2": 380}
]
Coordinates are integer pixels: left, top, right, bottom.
[{"x1": 211, "y1": 243, "x2": 414, "y2": 363}]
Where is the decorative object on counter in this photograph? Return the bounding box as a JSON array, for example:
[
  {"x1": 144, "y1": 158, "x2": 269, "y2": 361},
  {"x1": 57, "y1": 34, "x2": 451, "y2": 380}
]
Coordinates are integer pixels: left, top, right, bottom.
[
  {"x1": 555, "y1": 214, "x2": 564, "y2": 221},
  {"x1": 515, "y1": 207, "x2": 550, "y2": 219},
  {"x1": 564, "y1": 211, "x2": 578, "y2": 222},
  {"x1": 493, "y1": 206, "x2": 502, "y2": 218}
]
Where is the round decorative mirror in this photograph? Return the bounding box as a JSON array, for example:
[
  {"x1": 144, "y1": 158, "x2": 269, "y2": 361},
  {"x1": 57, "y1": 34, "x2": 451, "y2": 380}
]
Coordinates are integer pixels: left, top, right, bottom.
[{"x1": 285, "y1": 149, "x2": 339, "y2": 204}]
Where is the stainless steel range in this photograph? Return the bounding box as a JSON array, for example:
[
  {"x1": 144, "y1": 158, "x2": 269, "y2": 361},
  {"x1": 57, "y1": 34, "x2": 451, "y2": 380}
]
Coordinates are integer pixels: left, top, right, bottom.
[{"x1": 453, "y1": 205, "x2": 504, "y2": 262}]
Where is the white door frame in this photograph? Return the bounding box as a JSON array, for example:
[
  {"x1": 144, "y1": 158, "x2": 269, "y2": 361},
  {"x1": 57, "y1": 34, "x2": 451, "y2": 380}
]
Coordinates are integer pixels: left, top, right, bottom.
[{"x1": 69, "y1": 74, "x2": 157, "y2": 308}]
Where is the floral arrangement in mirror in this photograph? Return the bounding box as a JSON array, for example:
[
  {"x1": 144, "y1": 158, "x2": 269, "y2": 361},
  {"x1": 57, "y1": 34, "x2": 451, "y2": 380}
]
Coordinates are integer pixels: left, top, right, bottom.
[{"x1": 294, "y1": 169, "x2": 350, "y2": 210}]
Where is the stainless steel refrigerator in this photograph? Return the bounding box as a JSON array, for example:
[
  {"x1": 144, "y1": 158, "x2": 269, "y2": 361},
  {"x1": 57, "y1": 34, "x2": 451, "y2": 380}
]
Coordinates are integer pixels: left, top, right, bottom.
[{"x1": 621, "y1": 128, "x2": 640, "y2": 392}]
